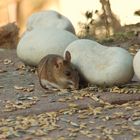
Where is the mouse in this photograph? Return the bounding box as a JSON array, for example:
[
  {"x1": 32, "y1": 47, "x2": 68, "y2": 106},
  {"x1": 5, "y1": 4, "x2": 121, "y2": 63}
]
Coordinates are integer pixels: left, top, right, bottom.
[{"x1": 37, "y1": 51, "x2": 79, "y2": 90}]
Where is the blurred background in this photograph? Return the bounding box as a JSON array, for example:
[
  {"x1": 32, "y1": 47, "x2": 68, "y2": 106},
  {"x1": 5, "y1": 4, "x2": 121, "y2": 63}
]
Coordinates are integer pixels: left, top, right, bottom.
[{"x1": 0, "y1": 0, "x2": 140, "y2": 38}]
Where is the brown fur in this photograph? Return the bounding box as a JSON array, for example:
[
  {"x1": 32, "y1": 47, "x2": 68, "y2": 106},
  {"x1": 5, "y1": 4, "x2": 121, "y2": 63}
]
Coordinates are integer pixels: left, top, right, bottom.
[{"x1": 37, "y1": 51, "x2": 79, "y2": 90}]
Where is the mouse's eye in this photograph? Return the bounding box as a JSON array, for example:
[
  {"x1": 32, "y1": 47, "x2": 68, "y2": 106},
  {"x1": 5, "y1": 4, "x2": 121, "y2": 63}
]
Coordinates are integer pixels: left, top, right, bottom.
[{"x1": 64, "y1": 70, "x2": 71, "y2": 76}]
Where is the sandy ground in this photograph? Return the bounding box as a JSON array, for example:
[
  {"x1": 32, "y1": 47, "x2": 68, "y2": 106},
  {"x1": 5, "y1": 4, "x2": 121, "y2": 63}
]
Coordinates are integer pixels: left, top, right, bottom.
[{"x1": 0, "y1": 49, "x2": 140, "y2": 140}]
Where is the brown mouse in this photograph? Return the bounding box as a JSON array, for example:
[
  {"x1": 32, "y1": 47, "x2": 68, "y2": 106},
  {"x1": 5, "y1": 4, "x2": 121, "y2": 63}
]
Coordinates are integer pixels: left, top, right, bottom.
[{"x1": 37, "y1": 51, "x2": 79, "y2": 90}]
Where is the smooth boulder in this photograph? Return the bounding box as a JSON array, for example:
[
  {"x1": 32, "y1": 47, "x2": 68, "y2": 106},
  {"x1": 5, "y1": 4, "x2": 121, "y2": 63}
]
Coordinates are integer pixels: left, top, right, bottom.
[
  {"x1": 133, "y1": 50, "x2": 140, "y2": 79},
  {"x1": 65, "y1": 39, "x2": 134, "y2": 86},
  {"x1": 17, "y1": 28, "x2": 78, "y2": 66},
  {"x1": 26, "y1": 10, "x2": 75, "y2": 34}
]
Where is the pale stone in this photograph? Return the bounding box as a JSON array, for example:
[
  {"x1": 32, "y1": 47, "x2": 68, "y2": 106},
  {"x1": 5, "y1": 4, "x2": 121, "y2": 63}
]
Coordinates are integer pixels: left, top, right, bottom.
[
  {"x1": 26, "y1": 10, "x2": 75, "y2": 34},
  {"x1": 65, "y1": 39, "x2": 134, "y2": 86},
  {"x1": 133, "y1": 50, "x2": 140, "y2": 80},
  {"x1": 17, "y1": 28, "x2": 78, "y2": 66}
]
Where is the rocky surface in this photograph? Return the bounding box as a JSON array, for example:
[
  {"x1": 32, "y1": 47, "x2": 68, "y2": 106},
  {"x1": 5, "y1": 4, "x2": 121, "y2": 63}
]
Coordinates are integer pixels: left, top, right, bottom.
[
  {"x1": 133, "y1": 50, "x2": 140, "y2": 80},
  {"x1": 26, "y1": 10, "x2": 75, "y2": 34},
  {"x1": 65, "y1": 39, "x2": 134, "y2": 86},
  {"x1": 17, "y1": 28, "x2": 78, "y2": 66},
  {"x1": 0, "y1": 49, "x2": 140, "y2": 140}
]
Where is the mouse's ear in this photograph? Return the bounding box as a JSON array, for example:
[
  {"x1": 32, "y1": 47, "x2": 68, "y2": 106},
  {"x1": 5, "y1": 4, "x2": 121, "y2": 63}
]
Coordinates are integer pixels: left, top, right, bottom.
[
  {"x1": 65, "y1": 51, "x2": 71, "y2": 62},
  {"x1": 54, "y1": 58, "x2": 63, "y2": 69}
]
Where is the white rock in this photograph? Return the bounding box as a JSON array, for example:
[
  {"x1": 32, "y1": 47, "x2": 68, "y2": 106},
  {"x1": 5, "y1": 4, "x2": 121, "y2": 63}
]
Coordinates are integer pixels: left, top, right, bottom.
[
  {"x1": 65, "y1": 39, "x2": 134, "y2": 86},
  {"x1": 133, "y1": 50, "x2": 140, "y2": 79},
  {"x1": 26, "y1": 10, "x2": 75, "y2": 34},
  {"x1": 17, "y1": 28, "x2": 78, "y2": 66}
]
